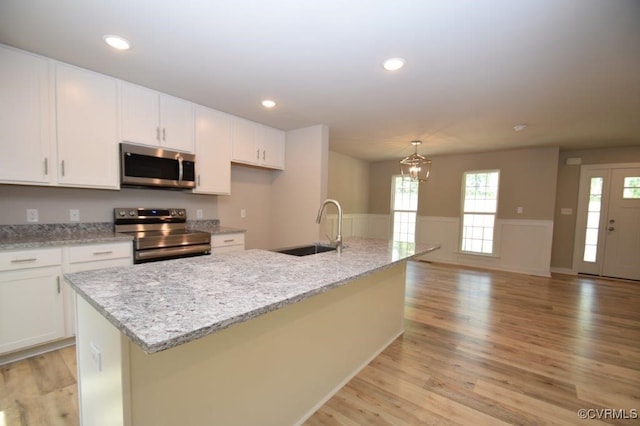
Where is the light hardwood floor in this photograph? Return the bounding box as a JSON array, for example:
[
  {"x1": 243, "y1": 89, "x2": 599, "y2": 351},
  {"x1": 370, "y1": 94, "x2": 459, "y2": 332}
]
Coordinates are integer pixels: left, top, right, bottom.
[{"x1": 1, "y1": 261, "x2": 638, "y2": 425}]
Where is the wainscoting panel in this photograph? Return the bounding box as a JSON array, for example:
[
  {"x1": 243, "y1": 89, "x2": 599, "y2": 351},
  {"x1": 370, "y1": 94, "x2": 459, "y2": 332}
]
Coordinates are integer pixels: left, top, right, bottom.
[{"x1": 324, "y1": 214, "x2": 553, "y2": 276}]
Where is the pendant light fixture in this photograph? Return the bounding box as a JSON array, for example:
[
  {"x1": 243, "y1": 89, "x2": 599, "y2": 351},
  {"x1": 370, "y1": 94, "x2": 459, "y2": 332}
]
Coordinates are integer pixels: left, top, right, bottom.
[{"x1": 400, "y1": 140, "x2": 432, "y2": 182}]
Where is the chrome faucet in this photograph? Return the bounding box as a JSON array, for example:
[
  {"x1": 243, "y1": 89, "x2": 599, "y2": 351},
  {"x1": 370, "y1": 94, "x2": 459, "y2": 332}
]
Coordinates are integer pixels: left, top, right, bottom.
[{"x1": 316, "y1": 199, "x2": 343, "y2": 254}]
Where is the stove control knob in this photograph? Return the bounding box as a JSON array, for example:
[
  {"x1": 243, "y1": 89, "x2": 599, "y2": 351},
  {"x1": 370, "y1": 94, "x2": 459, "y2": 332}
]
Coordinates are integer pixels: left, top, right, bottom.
[
  {"x1": 178, "y1": 210, "x2": 185, "y2": 216},
  {"x1": 118, "y1": 210, "x2": 126, "y2": 217},
  {"x1": 129, "y1": 210, "x2": 136, "y2": 217},
  {"x1": 170, "y1": 210, "x2": 177, "y2": 216}
]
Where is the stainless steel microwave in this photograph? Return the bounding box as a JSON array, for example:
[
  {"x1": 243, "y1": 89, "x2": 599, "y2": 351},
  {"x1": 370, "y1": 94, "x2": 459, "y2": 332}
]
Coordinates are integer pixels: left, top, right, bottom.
[{"x1": 120, "y1": 143, "x2": 196, "y2": 189}]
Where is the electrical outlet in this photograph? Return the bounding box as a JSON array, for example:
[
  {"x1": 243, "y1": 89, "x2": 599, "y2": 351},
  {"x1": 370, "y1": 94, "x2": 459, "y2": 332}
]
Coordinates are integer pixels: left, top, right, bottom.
[
  {"x1": 70, "y1": 209, "x2": 80, "y2": 222},
  {"x1": 240, "y1": 209, "x2": 246, "y2": 218},
  {"x1": 196, "y1": 209, "x2": 203, "y2": 219},
  {"x1": 27, "y1": 209, "x2": 39, "y2": 223},
  {"x1": 89, "y1": 342, "x2": 102, "y2": 372},
  {"x1": 517, "y1": 206, "x2": 523, "y2": 214}
]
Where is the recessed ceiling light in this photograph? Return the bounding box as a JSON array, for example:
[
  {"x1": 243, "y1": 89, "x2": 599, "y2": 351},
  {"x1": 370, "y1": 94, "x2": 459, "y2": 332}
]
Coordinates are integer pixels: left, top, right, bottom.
[
  {"x1": 383, "y1": 57, "x2": 406, "y2": 71},
  {"x1": 103, "y1": 35, "x2": 131, "y2": 50},
  {"x1": 261, "y1": 99, "x2": 276, "y2": 109},
  {"x1": 513, "y1": 124, "x2": 527, "y2": 132}
]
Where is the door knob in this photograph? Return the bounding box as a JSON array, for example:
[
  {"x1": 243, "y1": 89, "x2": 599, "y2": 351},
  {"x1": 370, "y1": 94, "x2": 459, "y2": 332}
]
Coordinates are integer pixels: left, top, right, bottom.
[{"x1": 608, "y1": 227, "x2": 615, "y2": 231}]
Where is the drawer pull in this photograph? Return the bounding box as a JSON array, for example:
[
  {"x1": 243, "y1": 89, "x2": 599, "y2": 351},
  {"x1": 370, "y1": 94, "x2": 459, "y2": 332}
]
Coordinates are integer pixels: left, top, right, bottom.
[
  {"x1": 11, "y1": 258, "x2": 37, "y2": 263},
  {"x1": 93, "y1": 251, "x2": 114, "y2": 255},
  {"x1": 223, "y1": 239, "x2": 235, "y2": 243}
]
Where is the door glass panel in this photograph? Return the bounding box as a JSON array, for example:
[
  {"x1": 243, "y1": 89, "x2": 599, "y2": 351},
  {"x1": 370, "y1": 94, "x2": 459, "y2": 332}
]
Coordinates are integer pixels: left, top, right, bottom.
[
  {"x1": 583, "y1": 177, "x2": 603, "y2": 263},
  {"x1": 622, "y1": 177, "x2": 640, "y2": 199}
]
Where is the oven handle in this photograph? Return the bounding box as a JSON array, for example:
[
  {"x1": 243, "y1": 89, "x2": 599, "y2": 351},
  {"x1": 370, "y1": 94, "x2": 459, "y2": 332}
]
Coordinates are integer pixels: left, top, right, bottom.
[{"x1": 135, "y1": 243, "x2": 211, "y2": 262}]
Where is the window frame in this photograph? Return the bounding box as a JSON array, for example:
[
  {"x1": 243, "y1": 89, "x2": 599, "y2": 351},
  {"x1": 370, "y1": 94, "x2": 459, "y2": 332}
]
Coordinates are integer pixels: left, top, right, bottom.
[
  {"x1": 390, "y1": 174, "x2": 419, "y2": 243},
  {"x1": 459, "y1": 169, "x2": 500, "y2": 255}
]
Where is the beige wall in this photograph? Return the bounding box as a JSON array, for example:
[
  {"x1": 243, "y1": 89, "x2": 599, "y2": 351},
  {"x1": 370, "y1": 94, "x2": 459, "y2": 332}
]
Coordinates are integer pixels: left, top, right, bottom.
[
  {"x1": 370, "y1": 146, "x2": 559, "y2": 220},
  {"x1": 0, "y1": 184, "x2": 218, "y2": 225},
  {"x1": 551, "y1": 146, "x2": 640, "y2": 269},
  {"x1": 216, "y1": 165, "x2": 274, "y2": 250},
  {"x1": 270, "y1": 124, "x2": 329, "y2": 249},
  {"x1": 327, "y1": 151, "x2": 370, "y2": 214}
]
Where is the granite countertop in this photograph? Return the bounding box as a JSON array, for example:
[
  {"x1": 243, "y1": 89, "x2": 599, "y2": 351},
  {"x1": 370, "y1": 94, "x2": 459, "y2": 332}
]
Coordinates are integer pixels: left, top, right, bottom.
[
  {"x1": 65, "y1": 238, "x2": 440, "y2": 354},
  {"x1": 0, "y1": 220, "x2": 246, "y2": 250},
  {"x1": 0, "y1": 223, "x2": 133, "y2": 250}
]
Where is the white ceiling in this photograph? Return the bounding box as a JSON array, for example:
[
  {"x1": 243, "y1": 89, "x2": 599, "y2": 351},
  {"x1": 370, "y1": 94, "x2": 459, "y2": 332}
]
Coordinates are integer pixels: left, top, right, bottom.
[{"x1": 1, "y1": 0, "x2": 639, "y2": 161}]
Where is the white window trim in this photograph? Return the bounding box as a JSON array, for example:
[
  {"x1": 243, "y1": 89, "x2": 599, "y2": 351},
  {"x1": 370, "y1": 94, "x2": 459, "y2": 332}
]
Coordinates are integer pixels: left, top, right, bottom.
[
  {"x1": 390, "y1": 174, "x2": 418, "y2": 243},
  {"x1": 459, "y1": 169, "x2": 500, "y2": 256}
]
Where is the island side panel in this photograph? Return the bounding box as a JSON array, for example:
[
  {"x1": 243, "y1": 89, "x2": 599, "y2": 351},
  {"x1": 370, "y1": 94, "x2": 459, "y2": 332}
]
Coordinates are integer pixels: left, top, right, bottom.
[
  {"x1": 75, "y1": 295, "x2": 131, "y2": 426},
  {"x1": 127, "y1": 262, "x2": 406, "y2": 426}
]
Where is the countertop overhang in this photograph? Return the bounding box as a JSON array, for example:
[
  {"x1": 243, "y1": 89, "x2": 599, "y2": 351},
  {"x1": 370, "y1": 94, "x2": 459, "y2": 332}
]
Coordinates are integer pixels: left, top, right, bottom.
[{"x1": 65, "y1": 238, "x2": 440, "y2": 354}]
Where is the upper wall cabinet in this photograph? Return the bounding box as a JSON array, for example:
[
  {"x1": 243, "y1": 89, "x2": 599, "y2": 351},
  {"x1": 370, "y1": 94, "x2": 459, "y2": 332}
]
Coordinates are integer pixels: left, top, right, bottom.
[
  {"x1": 231, "y1": 117, "x2": 285, "y2": 170},
  {"x1": 0, "y1": 45, "x2": 53, "y2": 185},
  {"x1": 55, "y1": 63, "x2": 119, "y2": 189},
  {"x1": 193, "y1": 106, "x2": 232, "y2": 195},
  {"x1": 120, "y1": 82, "x2": 195, "y2": 153}
]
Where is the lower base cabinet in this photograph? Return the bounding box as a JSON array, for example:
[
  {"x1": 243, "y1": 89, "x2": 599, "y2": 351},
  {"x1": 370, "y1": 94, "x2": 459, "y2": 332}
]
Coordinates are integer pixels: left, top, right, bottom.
[
  {"x1": 211, "y1": 233, "x2": 245, "y2": 253},
  {"x1": 0, "y1": 247, "x2": 65, "y2": 355},
  {"x1": 0, "y1": 242, "x2": 132, "y2": 359}
]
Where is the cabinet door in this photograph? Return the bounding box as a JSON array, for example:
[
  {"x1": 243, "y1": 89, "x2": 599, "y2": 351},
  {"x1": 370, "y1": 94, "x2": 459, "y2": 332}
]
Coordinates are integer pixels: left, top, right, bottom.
[
  {"x1": 194, "y1": 107, "x2": 232, "y2": 195},
  {"x1": 120, "y1": 81, "x2": 160, "y2": 146},
  {"x1": 0, "y1": 266, "x2": 64, "y2": 354},
  {"x1": 0, "y1": 45, "x2": 52, "y2": 184},
  {"x1": 160, "y1": 94, "x2": 194, "y2": 153},
  {"x1": 261, "y1": 126, "x2": 285, "y2": 170},
  {"x1": 232, "y1": 117, "x2": 261, "y2": 165},
  {"x1": 55, "y1": 63, "x2": 119, "y2": 188}
]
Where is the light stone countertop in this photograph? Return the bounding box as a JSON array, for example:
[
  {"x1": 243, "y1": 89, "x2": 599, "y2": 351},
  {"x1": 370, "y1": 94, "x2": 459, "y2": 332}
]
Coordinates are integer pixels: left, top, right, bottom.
[
  {"x1": 0, "y1": 221, "x2": 245, "y2": 250},
  {"x1": 65, "y1": 238, "x2": 440, "y2": 354}
]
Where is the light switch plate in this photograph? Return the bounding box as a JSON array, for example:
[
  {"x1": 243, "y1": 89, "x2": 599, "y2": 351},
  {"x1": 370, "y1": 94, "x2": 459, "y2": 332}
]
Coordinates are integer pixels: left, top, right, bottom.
[
  {"x1": 561, "y1": 208, "x2": 573, "y2": 215},
  {"x1": 196, "y1": 209, "x2": 203, "y2": 219},
  {"x1": 70, "y1": 209, "x2": 80, "y2": 222}
]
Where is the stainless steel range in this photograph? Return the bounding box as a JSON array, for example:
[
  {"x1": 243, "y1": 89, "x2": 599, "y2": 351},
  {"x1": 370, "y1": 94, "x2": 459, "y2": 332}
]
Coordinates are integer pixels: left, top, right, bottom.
[{"x1": 114, "y1": 208, "x2": 211, "y2": 264}]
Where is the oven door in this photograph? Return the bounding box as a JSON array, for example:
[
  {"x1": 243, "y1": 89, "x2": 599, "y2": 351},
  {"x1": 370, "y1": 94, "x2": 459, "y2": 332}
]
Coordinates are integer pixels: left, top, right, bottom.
[
  {"x1": 120, "y1": 143, "x2": 195, "y2": 189},
  {"x1": 134, "y1": 244, "x2": 211, "y2": 263}
]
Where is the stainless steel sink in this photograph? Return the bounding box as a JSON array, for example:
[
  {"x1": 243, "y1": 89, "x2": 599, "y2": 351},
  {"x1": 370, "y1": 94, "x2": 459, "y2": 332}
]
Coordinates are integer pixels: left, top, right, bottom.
[{"x1": 274, "y1": 244, "x2": 337, "y2": 256}]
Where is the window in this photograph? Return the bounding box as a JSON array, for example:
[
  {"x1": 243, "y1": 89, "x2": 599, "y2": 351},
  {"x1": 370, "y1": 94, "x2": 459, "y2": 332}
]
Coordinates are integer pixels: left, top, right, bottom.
[
  {"x1": 583, "y1": 177, "x2": 603, "y2": 262},
  {"x1": 461, "y1": 170, "x2": 499, "y2": 254},
  {"x1": 623, "y1": 177, "x2": 640, "y2": 199},
  {"x1": 391, "y1": 176, "x2": 419, "y2": 243}
]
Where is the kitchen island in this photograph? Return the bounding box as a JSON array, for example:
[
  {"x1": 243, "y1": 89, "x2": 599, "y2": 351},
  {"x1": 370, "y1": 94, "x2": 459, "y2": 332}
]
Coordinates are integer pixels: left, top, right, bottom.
[{"x1": 65, "y1": 238, "x2": 439, "y2": 426}]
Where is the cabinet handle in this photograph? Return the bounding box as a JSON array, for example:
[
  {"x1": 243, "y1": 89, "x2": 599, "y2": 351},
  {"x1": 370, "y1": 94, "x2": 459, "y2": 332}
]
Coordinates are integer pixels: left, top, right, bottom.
[
  {"x1": 11, "y1": 258, "x2": 37, "y2": 263},
  {"x1": 57, "y1": 276, "x2": 61, "y2": 294},
  {"x1": 256, "y1": 149, "x2": 260, "y2": 160},
  {"x1": 61, "y1": 160, "x2": 65, "y2": 177},
  {"x1": 156, "y1": 127, "x2": 161, "y2": 141},
  {"x1": 224, "y1": 239, "x2": 235, "y2": 243},
  {"x1": 263, "y1": 150, "x2": 266, "y2": 161},
  {"x1": 197, "y1": 174, "x2": 201, "y2": 186},
  {"x1": 93, "y1": 251, "x2": 113, "y2": 255},
  {"x1": 44, "y1": 158, "x2": 48, "y2": 175},
  {"x1": 163, "y1": 128, "x2": 166, "y2": 141}
]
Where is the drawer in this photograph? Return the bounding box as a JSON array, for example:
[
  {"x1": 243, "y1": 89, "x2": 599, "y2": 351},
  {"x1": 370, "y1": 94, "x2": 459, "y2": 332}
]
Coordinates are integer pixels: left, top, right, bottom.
[
  {"x1": 67, "y1": 242, "x2": 132, "y2": 264},
  {"x1": 211, "y1": 233, "x2": 245, "y2": 248},
  {"x1": 0, "y1": 247, "x2": 62, "y2": 271}
]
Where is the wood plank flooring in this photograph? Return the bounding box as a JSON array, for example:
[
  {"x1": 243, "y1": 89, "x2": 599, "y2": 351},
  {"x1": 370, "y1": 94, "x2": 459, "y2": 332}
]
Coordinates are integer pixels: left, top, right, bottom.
[
  {"x1": 305, "y1": 262, "x2": 640, "y2": 425},
  {"x1": 1, "y1": 261, "x2": 638, "y2": 425}
]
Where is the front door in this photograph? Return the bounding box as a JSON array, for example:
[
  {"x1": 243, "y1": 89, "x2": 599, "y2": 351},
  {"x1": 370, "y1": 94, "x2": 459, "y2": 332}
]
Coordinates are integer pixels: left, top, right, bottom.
[
  {"x1": 574, "y1": 164, "x2": 640, "y2": 281},
  {"x1": 601, "y1": 167, "x2": 640, "y2": 280}
]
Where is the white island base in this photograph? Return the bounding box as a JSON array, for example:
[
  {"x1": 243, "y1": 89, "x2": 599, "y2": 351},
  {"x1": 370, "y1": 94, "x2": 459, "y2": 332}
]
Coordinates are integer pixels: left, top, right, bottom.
[{"x1": 75, "y1": 262, "x2": 406, "y2": 426}]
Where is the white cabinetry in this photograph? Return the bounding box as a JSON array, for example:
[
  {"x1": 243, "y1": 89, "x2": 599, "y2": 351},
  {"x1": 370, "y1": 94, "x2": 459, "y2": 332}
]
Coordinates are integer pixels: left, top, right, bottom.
[
  {"x1": 63, "y1": 242, "x2": 133, "y2": 337},
  {"x1": 120, "y1": 81, "x2": 195, "y2": 153},
  {"x1": 55, "y1": 63, "x2": 119, "y2": 189},
  {"x1": 260, "y1": 125, "x2": 285, "y2": 170},
  {"x1": 0, "y1": 248, "x2": 64, "y2": 354},
  {"x1": 232, "y1": 118, "x2": 285, "y2": 170},
  {"x1": 211, "y1": 233, "x2": 245, "y2": 253},
  {"x1": 193, "y1": 106, "x2": 232, "y2": 195},
  {"x1": 0, "y1": 45, "x2": 52, "y2": 185}
]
